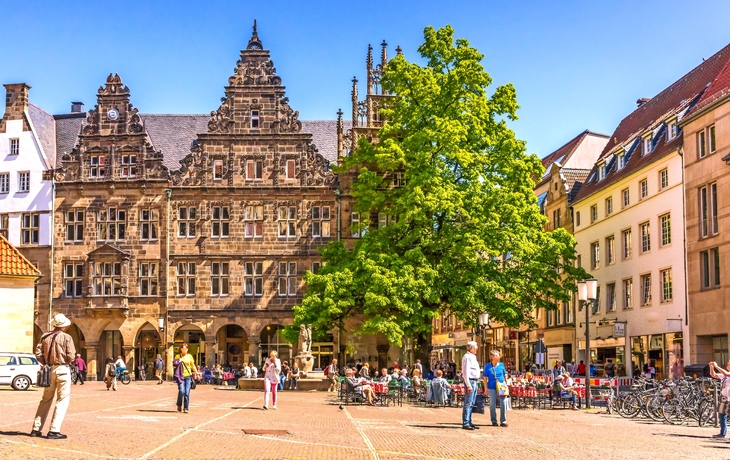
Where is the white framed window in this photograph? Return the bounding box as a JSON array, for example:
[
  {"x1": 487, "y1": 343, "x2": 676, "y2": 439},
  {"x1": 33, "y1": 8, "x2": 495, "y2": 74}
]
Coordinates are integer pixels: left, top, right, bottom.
[
  {"x1": 97, "y1": 208, "x2": 126, "y2": 241},
  {"x1": 286, "y1": 159, "x2": 296, "y2": 180},
  {"x1": 9, "y1": 138, "x2": 19, "y2": 155},
  {"x1": 606, "y1": 282, "x2": 616, "y2": 312},
  {"x1": 21, "y1": 213, "x2": 39, "y2": 244},
  {"x1": 140, "y1": 209, "x2": 158, "y2": 241},
  {"x1": 278, "y1": 262, "x2": 297, "y2": 296},
  {"x1": 622, "y1": 278, "x2": 633, "y2": 310},
  {"x1": 709, "y1": 125, "x2": 717, "y2": 154},
  {"x1": 392, "y1": 172, "x2": 406, "y2": 187},
  {"x1": 643, "y1": 136, "x2": 652, "y2": 155},
  {"x1": 590, "y1": 241, "x2": 600, "y2": 269},
  {"x1": 18, "y1": 171, "x2": 29, "y2": 193},
  {"x1": 553, "y1": 209, "x2": 561, "y2": 229},
  {"x1": 660, "y1": 213, "x2": 671, "y2": 246},
  {"x1": 245, "y1": 205, "x2": 264, "y2": 238},
  {"x1": 640, "y1": 179, "x2": 648, "y2": 199},
  {"x1": 640, "y1": 222, "x2": 651, "y2": 252},
  {"x1": 640, "y1": 273, "x2": 651, "y2": 306},
  {"x1": 659, "y1": 169, "x2": 669, "y2": 190},
  {"x1": 211, "y1": 206, "x2": 230, "y2": 238},
  {"x1": 65, "y1": 210, "x2": 84, "y2": 242},
  {"x1": 699, "y1": 183, "x2": 718, "y2": 238},
  {"x1": 178, "y1": 207, "x2": 197, "y2": 238},
  {"x1": 700, "y1": 248, "x2": 721, "y2": 290},
  {"x1": 622, "y1": 228, "x2": 632, "y2": 259},
  {"x1": 139, "y1": 262, "x2": 158, "y2": 296},
  {"x1": 351, "y1": 212, "x2": 364, "y2": 237},
  {"x1": 64, "y1": 263, "x2": 83, "y2": 298},
  {"x1": 311, "y1": 206, "x2": 330, "y2": 238},
  {"x1": 590, "y1": 204, "x2": 598, "y2": 223},
  {"x1": 622, "y1": 188, "x2": 630, "y2": 208},
  {"x1": 177, "y1": 262, "x2": 196, "y2": 296},
  {"x1": 597, "y1": 162, "x2": 606, "y2": 181},
  {"x1": 211, "y1": 262, "x2": 230, "y2": 296},
  {"x1": 311, "y1": 261, "x2": 321, "y2": 274},
  {"x1": 213, "y1": 160, "x2": 223, "y2": 181},
  {"x1": 93, "y1": 262, "x2": 122, "y2": 296},
  {"x1": 0, "y1": 214, "x2": 8, "y2": 238},
  {"x1": 89, "y1": 155, "x2": 105, "y2": 178},
  {"x1": 244, "y1": 262, "x2": 263, "y2": 296},
  {"x1": 0, "y1": 173, "x2": 8, "y2": 194},
  {"x1": 667, "y1": 121, "x2": 678, "y2": 140},
  {"x1": 606, "y1": 235, "x2": 615, "y2": 265},
  {"x1": 246, "y1": 160, "x2": 263, "y2": 180},
  {"x1": 278, "y1": 206, "x2": 297, "y2": 238},
  {"x1": 605, "y1": 197, "x2": 613, "y2": 216},
  {"x1": 120, "y1": 154, "x2": 137, "y2": 178},
  {"x1": 251, "y1": 110, "x2": 259, "y2": 128},
  {"x1": 660, "y1": 268, "x2": 673, "y2": 302}
]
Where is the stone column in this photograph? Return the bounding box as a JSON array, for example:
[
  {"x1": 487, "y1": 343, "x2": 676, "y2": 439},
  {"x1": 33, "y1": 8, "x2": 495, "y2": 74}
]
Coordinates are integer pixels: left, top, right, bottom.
[
  {"x1": 248, "y1": 339, "x2": 260, "y2": 368},
  {"x1": 166, "y1": 343, "x2": 174, "y2": 381},
  {"x1": 85, "y1": 345, "x2": 98, "y2": 381},
  {"x1": 123, "y1": 345, "x2": 134, "y2": 378},
  {"x1": 206, "y1": 341, "x2": 216, "y2": 369}
]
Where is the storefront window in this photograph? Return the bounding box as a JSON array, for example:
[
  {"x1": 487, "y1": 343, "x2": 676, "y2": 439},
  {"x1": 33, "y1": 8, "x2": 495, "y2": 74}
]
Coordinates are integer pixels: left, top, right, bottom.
[
  {"x1": 666, "y1": 333, "x2": 683, "y2": 379},
  {"x1": 713, "y1": 335, "x2": 728, "y2": 366}
]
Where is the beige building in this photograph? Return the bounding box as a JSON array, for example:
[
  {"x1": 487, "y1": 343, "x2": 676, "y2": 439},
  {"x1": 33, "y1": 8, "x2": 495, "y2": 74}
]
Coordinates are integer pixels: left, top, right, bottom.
[
  {"x1": 679, "y1": 44, "x2": 730, "y2": 364},
  {"x1": 0, "y1": 234, "x2": 41, "y2": 352}
]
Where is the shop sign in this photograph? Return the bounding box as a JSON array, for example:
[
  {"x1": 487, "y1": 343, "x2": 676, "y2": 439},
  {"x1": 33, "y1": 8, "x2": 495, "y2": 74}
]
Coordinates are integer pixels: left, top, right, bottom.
[
  {"x1": 614, "y1": 322, "x2": 626, "y2": 337},
  {"x1": 547, "y1": 347, "x2": 563, "y2": 365}
]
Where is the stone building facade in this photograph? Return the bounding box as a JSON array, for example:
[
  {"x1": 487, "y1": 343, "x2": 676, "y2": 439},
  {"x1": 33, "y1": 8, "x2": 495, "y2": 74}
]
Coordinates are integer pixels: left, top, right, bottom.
[{"x1": 47, "y1": 25, "x2": 403, "y2": 380}]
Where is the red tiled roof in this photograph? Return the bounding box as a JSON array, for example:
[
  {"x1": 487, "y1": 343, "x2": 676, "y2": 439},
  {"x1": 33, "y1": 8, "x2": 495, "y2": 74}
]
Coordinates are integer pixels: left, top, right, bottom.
[
  {"x1": 0, "y1": 235, "x2": 41, "y2": 277},
  {"x1": 685, "y1": 53, "x2": 730, "y2": 119},
  {"x1": 600, "y1": 43, "x2": 730, "y2": 158}
]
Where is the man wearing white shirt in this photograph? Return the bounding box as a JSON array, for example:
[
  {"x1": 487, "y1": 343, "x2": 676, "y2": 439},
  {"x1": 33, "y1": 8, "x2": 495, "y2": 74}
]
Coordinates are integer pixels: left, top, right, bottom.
[{"x1": 461, "y1": 341, "x2": 481, "y2": 430}]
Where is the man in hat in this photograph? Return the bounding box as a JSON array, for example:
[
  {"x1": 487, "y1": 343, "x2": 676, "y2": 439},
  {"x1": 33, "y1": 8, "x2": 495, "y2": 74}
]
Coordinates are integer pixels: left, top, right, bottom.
[{"x1": 31, "y1": 313, "x2": 76, "y2": 439}]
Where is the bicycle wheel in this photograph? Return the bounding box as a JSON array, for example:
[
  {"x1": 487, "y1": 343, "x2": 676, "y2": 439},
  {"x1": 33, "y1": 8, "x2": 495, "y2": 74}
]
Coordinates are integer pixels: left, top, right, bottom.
[
  {"x1": 619, "y1": 393, "x2": 642, "y2": 418},
  {"x1": 646, "y1": 395, "x2": 666, "y2": 422},
  {"x1": 71, "y1": 372, "x2": 78, "y2": 385},
  {"x1": 121, "y1": 373, "x2": 131, "y2": 385},
  {"x1": 662, "y1": 399, "x2": 685, "y2": 425},
  {"x1": 698, "y1": 398, "x2": 715, "y2": 427}
]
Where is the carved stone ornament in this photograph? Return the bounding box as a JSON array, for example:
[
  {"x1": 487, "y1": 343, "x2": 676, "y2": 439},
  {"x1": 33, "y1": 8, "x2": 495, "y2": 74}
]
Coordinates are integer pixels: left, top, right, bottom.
[
  {"x1": 83, "y1": 107, "x2": 100, "y2": 135},
  {"x1": 304, "y1": 143, "x2": 337, "y2": 187},
  {"x1": 170, "y1": 141, "x2": 206, "y2": 186},
  {"x1": 128, "y1": 111, "x2": 143, "y2": 134},
  {"x1": 54, "y1": 152, "x2": 81, "y2": 182},
  {"x1": 275, "y1": 102, "x2": 301, "y2": 133},
  {"x1": 208, "y1": 97, "x2": 234, "y2": 134},
  {"x1": 228, "y1": 58, "x2": 282, "y2": 87},
  {"x1": 98, "y1": 73, "x2": 130, "y2": 96}
]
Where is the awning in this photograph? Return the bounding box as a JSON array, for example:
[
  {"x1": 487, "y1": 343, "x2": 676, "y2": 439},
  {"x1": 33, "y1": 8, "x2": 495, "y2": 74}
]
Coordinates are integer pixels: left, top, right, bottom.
[{"x1": 578, "y1": 337, "x2": 625, "y2": 350}]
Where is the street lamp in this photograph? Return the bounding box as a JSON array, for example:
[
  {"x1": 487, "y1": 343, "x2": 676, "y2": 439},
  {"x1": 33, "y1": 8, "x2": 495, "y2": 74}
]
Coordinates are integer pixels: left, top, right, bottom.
[
  {"x1": 578, "y1": 278, "x2": 598, "y2": 409},
  {"x1": 478, "y1": 313, "x2": 489, "y2": 365}
]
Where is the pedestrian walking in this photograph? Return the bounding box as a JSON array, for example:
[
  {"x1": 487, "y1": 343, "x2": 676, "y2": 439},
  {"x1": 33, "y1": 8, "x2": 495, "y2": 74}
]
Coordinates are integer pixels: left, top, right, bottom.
[
  {"x1": 605, "y1": 359, "x2": 615, "y2": 378},
  {"x1": 710, "y1": 360, "x2": 730, "y2": 438},
  {"x1": 461, "y1": 341, "x2": 481, "y2": 430},
  {"x1": 263, "y1": 350, "x2": 281, "y2": 410},
  {"x1": 30, "y1": 313, "x2": 76, "y2": 440},
  {"x1": 154, "y1": 354, "x2": 164, "y2": 384},
  {"x1": 414, "y1": 359, "x2": 423, "y2": 376},
  {"x1": 104, "y1": 357, "x2": 117, "y2": 391},
  {"x1": 73, "y1": 354, "x2": 86, "y2": 385},
  {"x1": 174, "y1": 343, "x2": 198, "y2": 414},
  {"x1": 289, "y1": 362, "x2": 300, "y2": 390},
  {"x1": 326, "y1": 359, "x2": 339, "y2": 392},
  {"x1": 483, "y1": 349, "x2": 508, "y2": 427}
]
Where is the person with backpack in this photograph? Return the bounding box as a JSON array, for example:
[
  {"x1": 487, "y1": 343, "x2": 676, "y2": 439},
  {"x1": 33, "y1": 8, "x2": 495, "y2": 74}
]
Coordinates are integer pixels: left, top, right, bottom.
[
  {"x1": 326, "y1": 359, "x2": 339, "y2": 392},
  {"x1": 105, "y1": 357, "x2": 117, "y2": 391},
  {"x1": 154, "y1": 354, "x2": 164, "y2": 384}
]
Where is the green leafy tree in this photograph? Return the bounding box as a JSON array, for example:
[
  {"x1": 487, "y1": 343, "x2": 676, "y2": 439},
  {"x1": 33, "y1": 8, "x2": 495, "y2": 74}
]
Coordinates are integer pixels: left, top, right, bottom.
[{"x1": 285, "y1": 25, "x2": 586, "y2": 348}]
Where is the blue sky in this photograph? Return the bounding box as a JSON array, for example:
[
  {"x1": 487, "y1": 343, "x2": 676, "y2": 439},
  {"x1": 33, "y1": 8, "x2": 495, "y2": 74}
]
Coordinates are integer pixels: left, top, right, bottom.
[{"x1": 2, "y1": 1, "x2": 729, "y2": 157}]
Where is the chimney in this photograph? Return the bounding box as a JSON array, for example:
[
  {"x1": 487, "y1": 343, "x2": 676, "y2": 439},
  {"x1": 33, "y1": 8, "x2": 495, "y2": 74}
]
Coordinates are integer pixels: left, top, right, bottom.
[
  {"x1": 3, "y1": 83, "x2": 31, "y2": 119},
  {"x1": 636, "y1": 98, "x2": 650, "y2": 108},
  {"x1": 71, "y1": 102, "x2": 85, "y2": 113}
]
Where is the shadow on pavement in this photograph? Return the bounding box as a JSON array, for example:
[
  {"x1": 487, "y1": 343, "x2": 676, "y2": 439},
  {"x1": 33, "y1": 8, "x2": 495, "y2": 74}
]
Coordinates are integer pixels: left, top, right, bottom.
[
  {"x1": 653, "y1": 433, "x2": 715, "y2": 440},
  {"x1": 137, "y1": 409, "x2": 178, "y2": 413},
  {"x1": 0, "y1": 431, "x2": 32, "y2": 437}
]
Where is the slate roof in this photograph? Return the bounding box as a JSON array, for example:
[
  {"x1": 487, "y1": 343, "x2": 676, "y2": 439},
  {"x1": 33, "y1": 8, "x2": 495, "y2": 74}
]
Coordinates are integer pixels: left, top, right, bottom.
[
  {"x1": 536, "y1": 130, "x2": 607, "y2": 186},
  {"x1": 50, "y1": 114, "x2": 343, "y2": 171},
  {"x1": 574, "y1": 43, "x2": 730, "y2": 203},
  {"x1": 560, "y1": 168, "x2": 591, "y2": 204},
  {"x1": 0, "y1": 234, "x2": 41, "y2": 277},
  {"x1": 27, "y1": 103, "x2": 57, "y2": 169}
]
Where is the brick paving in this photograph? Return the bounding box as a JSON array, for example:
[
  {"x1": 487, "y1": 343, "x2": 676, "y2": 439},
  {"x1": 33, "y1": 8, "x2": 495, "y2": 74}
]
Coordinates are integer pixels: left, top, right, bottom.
[{"x1": 0, "y1": 382, "x2": 729, "y2": 459}]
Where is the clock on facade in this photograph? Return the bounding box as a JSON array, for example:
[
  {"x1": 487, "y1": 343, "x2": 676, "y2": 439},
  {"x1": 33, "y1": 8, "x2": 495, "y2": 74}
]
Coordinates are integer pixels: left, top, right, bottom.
[{"x1": 107, "y1": 108, "x2": 119, "y2": 120}]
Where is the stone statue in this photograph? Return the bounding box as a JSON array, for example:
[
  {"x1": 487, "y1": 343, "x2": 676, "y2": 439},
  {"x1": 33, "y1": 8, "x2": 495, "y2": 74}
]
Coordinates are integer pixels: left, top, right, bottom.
[{"x1": 299, "y1": 324, "x2": 312, "y2": 355}]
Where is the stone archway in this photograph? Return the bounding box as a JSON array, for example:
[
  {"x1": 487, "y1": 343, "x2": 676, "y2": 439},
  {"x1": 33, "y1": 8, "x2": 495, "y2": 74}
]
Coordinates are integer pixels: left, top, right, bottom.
[
  {"x1": 259, "y1": 324, "x2": 292, "y2": 366},
  {"x1": 134, "y1": 322, "x2": 162, "y2": 380},
  {"x1": 173, "y1": 324, "x2": 207, "y2": 367},
  {"x1": 216, "y1": 324, "x2": 248, "y2": 367}
]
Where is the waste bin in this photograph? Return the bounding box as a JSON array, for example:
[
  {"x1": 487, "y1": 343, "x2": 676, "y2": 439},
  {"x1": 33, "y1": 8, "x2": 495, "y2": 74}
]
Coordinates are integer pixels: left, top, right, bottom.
[{"x1": 684, "y1": 363, "x2": 710, "y2": 378}]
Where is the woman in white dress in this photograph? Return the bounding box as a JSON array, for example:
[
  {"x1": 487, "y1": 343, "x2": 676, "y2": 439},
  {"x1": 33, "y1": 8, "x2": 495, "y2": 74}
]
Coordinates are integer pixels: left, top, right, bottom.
[{"x1": 263, "y1": 351, "x2": 281, "y2": 410}]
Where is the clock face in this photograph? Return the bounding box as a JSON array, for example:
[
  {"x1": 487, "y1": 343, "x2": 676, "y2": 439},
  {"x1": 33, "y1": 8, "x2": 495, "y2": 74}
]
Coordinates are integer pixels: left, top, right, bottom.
[{"x1": 107, "y1": 108, "x2": 119, "y2": 121}]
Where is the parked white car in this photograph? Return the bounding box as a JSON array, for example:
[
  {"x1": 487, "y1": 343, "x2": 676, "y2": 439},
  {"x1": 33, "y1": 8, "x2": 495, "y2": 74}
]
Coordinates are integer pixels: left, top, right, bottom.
[{"x1": 0, "y1": 352, "x2": 38, "y2": 390}]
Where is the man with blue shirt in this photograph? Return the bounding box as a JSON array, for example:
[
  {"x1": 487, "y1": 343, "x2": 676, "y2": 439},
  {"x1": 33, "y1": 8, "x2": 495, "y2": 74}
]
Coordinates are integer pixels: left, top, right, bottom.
[
  {"x1": 461, "y1": 341, "x2": 481, "y2": 430},
  {"x1": 483, "y1": 349, "x2": 508, "y2": 427}
]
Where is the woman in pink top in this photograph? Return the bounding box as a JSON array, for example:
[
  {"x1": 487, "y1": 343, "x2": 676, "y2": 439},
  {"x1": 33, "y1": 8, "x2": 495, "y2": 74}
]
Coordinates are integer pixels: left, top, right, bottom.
[{"x1": 263, "y1": 351, "x2": 281, "y2": 410}]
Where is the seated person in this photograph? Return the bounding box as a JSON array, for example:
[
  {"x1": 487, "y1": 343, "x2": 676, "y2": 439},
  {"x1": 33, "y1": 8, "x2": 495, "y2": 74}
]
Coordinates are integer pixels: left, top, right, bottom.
[
  {"x1": 345, "y1": 369, "x2": 377, "y2": 405},
  {"x1": 412, "y1": 368, "x2": 424, "y2": 390},
  {"x1": 453, "y1": 370, "x2": 465, "y2": 384},
  {"x1": 395, "y1": 369, "x2": 410, "y2": 388},
  {"x1": 557, "y1": 374, "x2": 579, "y2": 410},
  {"x1": 114, "y1": 355, "x2": 126, "y2": 379},
  {"x1": 429, "y1": 369, "x2": 451, "y2": 405},
  {"x1": 379, "y1": 368, "x2": 392, "y2": 384}
]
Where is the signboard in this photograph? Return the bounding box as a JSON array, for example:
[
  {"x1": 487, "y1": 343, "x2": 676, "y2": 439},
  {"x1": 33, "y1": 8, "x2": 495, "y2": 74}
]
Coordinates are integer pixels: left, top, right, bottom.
[
  {"x1": 614, "y1": 322, "x2": 626, "y2": 337},
  {"x1": 508, "y1": 330, "x2": 518, "y2": 340},
  {"x1": 547, "y1": 347, "x2": 563, "y2": 366},
  {"x1": 535, "y1": 352, "x2": 545, "y2": 365}
]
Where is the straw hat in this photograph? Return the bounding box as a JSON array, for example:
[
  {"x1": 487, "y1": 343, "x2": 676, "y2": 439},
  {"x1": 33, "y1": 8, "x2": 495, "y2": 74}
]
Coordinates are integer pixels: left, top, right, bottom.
[{"x1": 50, "y1": 313, "x2": 71, "y2": 328}]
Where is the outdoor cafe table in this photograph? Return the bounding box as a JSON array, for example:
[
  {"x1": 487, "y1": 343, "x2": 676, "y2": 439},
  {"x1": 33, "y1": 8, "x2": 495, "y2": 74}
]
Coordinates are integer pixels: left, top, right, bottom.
[{"x1": 221, "y1": 372, "x2": 235, "y2": 381}]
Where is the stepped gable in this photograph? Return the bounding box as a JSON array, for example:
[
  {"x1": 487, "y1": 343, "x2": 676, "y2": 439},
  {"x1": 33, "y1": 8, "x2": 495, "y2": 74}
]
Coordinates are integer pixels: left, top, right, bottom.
[
  {"x1": 170, "y1": 21, "x2": 336, "y2": 188},
  {"x1": 573, "y1": 44, "x2": 730, "y2": 203}
]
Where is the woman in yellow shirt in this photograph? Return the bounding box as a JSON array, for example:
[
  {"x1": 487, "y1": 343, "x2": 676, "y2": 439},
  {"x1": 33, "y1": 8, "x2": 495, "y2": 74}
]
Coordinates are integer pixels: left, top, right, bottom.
[{"x1": 176, "y1": 343, "x2": 198, "y2": 413}]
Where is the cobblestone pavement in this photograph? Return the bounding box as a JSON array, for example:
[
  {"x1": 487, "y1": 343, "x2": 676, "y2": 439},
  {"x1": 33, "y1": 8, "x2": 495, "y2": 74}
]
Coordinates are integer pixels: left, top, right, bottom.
[{"x1": 0, "y1": 382, "x2": 729, "y2": 459}]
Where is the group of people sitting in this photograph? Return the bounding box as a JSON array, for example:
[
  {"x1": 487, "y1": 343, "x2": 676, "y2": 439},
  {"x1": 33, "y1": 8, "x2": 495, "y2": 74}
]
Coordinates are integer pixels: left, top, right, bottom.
[{"x1": 344, "y1": 366, "x2": 425, "y2": 406}]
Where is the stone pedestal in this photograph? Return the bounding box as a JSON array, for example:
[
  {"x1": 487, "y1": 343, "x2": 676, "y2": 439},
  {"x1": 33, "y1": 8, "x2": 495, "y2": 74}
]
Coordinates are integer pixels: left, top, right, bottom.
[{"x1": 296, "y1": 353, "x2": 314, "y2": 373}]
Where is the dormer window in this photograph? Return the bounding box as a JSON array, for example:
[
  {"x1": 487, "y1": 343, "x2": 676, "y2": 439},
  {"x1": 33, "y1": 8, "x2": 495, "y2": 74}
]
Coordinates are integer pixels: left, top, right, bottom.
[
  {"x1": 250, "y1": 110, "x2": 260, "y2": 128},
  {"x1": 667, "y1": 119, "x2": 678, "y2": 140},
  {"x1": 597, "y1": 162, "x2": 606, "y2": 181},
  {"x1": 617, "y1": 152, "x2": 625, "y2": 169},
  {"x1": 643, "y1": 135, "x2": 653, "y2": 155}
]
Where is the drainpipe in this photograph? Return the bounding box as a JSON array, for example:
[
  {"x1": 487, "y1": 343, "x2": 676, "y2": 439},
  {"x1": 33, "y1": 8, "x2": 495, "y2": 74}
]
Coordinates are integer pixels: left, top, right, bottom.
[
  {"x1": 165, "y1": 188, "x2": 172, "y2": 380},
  {"x1": 48, "y1": 179, "x2": 56, "y2": 330},
  {"x1": 678, "y1": 147, "x2": 690, "y2": 365}
]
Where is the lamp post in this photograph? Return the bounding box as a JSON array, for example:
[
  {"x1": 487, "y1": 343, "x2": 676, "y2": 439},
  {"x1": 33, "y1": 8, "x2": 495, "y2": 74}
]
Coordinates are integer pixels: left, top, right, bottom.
[
  {"x1": 478, "y1": 313, "x2": 489, "y2": 365},
  {"x1": 578, "y1": 278, "x2": 598, "y2": 409}
]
